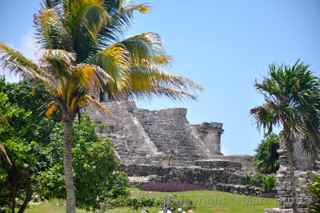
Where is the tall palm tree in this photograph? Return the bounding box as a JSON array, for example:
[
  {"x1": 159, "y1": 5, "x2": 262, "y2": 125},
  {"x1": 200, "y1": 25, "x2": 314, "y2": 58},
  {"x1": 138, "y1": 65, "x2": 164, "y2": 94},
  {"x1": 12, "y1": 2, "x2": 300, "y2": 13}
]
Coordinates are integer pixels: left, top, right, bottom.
[
  {"x1": 34, "y1": 0, "x2": 199, "y2": 101},
  {"x1": 0, "y1": 1, "x2": 200, "y2": 213},
  {"x1": 250, "y1": 61, "x2": 320, "y2": 211}
]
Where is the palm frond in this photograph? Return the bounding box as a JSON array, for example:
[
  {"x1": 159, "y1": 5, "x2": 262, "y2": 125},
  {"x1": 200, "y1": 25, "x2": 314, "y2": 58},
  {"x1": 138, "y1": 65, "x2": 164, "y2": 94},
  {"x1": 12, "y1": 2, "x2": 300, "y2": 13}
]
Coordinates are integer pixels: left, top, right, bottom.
[
  {"x1": 64, "y1": 0, "x2": 109, "y2": 62},
  {"x1": 83, "y1": 94, "x2": 111, "y2": 116},
  {"x1": 120, "y1": 32, "x2": 164, "y2": 64},
  {"x1": 252, "y1": 60, "x2": 320, "y2": 157},
  {"x1": 73, "y1": 63, "x2": 112, "y2": 91},
  {"x1": 250, "y1": 103, "x2": 279, "y2": 134},
  {"x1": 42, "y1": 49, "x2": 75, "y2": 77},
  {"x1": 91, "y1": 43, "x2": 130, "y2": 91},
  {"x1": 0, "y1": 43, "x2": 55, "y2": 86},
  {"x1": 41, "y1": 0, "x2": 62, "y2": 9},
  {"x1": 97, "y1": 3, "x2": 150, "y2": 45},
  {"x1": 34, "y1": 8, "x2": 72, "y2": 50}
]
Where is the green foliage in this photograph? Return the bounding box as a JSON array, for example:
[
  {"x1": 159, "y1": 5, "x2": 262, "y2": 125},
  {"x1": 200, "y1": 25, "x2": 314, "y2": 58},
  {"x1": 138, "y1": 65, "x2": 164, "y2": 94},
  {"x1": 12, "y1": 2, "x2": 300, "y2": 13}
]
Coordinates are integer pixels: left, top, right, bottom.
[
  {"x1": 36, "y1": 116, "x2": 129, "y2": 211},
  {"x1": 0, "y1": 78, "x2": 55, "y2": 143},
  {"x1": 250, "y1": 61, "x2": 320, "y2": 154},
  {"x1": 0, "y1": 91, "x2": 45, "y2": 213},
  {"x1": 261, "y1": 175, "x2": 277, "y2": 192},
  {"x1": 105, "y1": 195, "x2": 194, "y2": 211},
  {"x1": 0, "y1": 79, "x2": 128, "y2": 212},
  {"x1": 243, "y1": 174, "x2": 276, "y2": 192},
  {"x1": 125, "y1": 197, "x2": 161, "y2": 210},
  {"x1": 255, "y1": 133, "x2": 280, "y2": 174},
  {"x1": 160, "y1": 195, "x2": 195, "y2": 211},
  {"x1": 309, "y1": 175, "x2": 320, "y2": 213}
]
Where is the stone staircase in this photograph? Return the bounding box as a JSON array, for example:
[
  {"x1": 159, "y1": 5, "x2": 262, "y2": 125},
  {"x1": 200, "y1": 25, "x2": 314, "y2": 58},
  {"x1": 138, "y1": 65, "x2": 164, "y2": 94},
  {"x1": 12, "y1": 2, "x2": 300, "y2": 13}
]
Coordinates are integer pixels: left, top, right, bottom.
[{"x1": 89, "y1": 101, "x2": 164, "y2": 165}]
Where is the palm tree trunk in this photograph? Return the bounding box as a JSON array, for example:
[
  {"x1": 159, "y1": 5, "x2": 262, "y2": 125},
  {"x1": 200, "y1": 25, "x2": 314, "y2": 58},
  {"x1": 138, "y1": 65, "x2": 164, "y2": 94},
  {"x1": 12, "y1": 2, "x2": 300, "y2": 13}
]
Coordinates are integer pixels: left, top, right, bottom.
[{"x1": 63, "y1": 120, "x2": 76, "y2": 213}]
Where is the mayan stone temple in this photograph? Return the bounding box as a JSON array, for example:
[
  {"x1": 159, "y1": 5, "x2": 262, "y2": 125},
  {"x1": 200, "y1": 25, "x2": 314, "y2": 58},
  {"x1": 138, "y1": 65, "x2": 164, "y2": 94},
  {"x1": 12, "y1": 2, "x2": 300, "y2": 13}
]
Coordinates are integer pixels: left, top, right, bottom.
[
  {"x1": 89, "y1": 101, "x2": 256, "y2": 193},
  {"x1": 89, "y1": 101, "x2": 320, "y2": 213},
  {"x1": 90, "y1": 100, "x2": 224, "y2": 166}
]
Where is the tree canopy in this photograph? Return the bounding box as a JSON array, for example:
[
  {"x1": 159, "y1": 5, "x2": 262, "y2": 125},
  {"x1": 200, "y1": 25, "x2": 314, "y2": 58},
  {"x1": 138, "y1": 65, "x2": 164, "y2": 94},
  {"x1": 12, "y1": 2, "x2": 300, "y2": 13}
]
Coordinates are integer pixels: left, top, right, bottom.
[{"x1": 255, "y1": 133, "x2": 280, "y2": 174}]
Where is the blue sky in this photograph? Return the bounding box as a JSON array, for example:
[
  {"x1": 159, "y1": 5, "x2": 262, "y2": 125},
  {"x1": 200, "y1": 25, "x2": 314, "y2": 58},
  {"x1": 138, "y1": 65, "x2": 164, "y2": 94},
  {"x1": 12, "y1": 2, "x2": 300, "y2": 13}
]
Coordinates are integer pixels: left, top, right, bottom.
[{"x1": 0, "y1": 1, "x2": 319, "y2": 155}]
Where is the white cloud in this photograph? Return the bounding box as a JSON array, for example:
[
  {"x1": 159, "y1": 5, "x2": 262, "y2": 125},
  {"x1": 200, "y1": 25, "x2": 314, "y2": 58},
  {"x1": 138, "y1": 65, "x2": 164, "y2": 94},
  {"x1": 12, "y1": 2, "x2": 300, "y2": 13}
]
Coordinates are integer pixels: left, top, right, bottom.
[{"x1": 18, "y1": 31, "x2": 41, "y2": 61}]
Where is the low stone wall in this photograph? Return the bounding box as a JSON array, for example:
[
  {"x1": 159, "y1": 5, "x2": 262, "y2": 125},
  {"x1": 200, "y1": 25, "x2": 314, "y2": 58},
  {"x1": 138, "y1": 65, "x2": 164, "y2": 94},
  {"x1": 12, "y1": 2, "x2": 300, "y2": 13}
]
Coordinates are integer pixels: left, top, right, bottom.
[
  {"x1": 216, "y1": 183, "x2": 261, "y2": 196},
  {"x1": 264, "y1": 208, "x2": 293, "y2": 213},
  {"x1": 195, "y1": 159, "x2": 241, "y2": 171},
  {"x1": 222, "y1": 155, "x2": 255, "y2": 173},
  {"x1": 124, "y1": 164, "x2": 265, "y2": 196},
  {"x1": 124, "y1": 164, "x2": 243, "y2": 185}
]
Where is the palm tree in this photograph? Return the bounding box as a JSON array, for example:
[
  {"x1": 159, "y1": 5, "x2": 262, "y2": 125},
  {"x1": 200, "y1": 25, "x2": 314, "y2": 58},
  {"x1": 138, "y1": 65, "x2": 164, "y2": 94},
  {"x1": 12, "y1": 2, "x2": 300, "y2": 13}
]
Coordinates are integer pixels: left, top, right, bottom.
[
  {"x1": 34, "y1": 0, "x2": 199, "y2": 101},
  {"x1": 250, "y1": 61, "x2": 320, "y2": 211},
  {"x1": 0, "y1": 1, "x2": 200, "y2": 213}
]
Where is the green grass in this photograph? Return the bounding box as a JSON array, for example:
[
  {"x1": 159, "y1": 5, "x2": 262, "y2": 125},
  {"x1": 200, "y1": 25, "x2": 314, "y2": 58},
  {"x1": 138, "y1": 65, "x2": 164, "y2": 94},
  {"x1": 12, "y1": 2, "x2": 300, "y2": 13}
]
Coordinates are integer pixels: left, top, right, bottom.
[{"x1": 26, "y1": 188, "x2": 278, "y2": 213}]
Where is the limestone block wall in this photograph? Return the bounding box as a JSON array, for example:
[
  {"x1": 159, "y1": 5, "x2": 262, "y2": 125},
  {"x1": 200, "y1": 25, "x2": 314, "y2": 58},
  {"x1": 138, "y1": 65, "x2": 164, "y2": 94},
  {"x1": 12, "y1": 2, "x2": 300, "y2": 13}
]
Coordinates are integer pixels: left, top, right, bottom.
[
  {"x1": 191, "y1": 122, "x2": 223, "y2": 157},
  {"x1": 273, "y1": 137, "x2": 320, "y2": 213},
  {"x1": 88, "y1": 100, "x2": 238, "y2": 168},
  {"x1": 89, "y1": 101, "x2": 164, "y2": 165},
  {"x1": 222, "y1": 155, "x2": 255, "y2": 173},
  {"x1": 134, "y1": 107, "x2": 220, "y2": 166}
]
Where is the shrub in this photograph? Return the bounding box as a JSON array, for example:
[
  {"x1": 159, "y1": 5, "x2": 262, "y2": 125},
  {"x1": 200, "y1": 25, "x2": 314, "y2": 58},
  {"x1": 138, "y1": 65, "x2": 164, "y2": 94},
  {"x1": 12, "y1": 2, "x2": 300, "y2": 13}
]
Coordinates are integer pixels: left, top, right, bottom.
[
  {"x1": 35, "y1": 116, "x2": 129, "y2": 210},
  {"x1": 104, "y1": 195, "x2": 195, "y2": 211},
  {"x1": 255, "y1": 133, "x2": 280, "y2": 174},
  {"x1": 160, "y1": 195, "x2": 195, "y2": 211},
  {"x1": 261, "y1": 175, "x2": 276, "y2": 192},
  {"x1": 243, "y1": 174, "x2": 276, "y2": 192},
  {"x1": 309, "y1": 175, "x2": 320, "y2": 213}
]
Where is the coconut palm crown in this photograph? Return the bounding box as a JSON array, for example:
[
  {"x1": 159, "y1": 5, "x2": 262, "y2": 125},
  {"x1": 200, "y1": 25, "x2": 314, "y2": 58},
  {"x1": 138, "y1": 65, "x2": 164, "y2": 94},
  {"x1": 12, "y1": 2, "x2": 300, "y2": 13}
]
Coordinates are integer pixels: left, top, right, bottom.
[{"x1": 33, "y1": 0, "x2": 200, "y2": 100}]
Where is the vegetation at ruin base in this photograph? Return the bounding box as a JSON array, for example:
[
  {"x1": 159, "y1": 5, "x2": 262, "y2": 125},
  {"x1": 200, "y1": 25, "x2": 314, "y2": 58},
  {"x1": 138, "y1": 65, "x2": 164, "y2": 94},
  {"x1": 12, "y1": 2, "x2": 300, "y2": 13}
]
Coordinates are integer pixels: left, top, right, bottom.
[
  {"x1": 0, "y1": 79, "x2": 128, "y2": 212},
  {"x1": 25, "y1": 188, "x2": 278, "y2": 213},
  {"x1": 254, "y1": 133, "x2": 280, "y2": 174},
  {"x1": 309, "y1": 175, "x2": 320, "y2": 213}
]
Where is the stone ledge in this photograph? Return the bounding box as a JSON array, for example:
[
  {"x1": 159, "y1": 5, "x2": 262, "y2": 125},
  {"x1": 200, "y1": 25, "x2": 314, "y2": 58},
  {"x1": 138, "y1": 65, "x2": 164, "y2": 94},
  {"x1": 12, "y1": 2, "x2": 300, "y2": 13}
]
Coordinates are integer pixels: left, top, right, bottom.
[{"x1": 264, "y1": 208, "x2": 293, "y2": 213}]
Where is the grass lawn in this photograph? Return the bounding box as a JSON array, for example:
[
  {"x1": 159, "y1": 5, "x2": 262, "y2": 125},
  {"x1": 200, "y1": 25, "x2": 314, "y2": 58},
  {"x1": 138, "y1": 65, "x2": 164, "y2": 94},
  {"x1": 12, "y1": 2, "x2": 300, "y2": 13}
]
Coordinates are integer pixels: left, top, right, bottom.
[{"x1": 26, "y1": 188, "x2": 278, "y2": 213}]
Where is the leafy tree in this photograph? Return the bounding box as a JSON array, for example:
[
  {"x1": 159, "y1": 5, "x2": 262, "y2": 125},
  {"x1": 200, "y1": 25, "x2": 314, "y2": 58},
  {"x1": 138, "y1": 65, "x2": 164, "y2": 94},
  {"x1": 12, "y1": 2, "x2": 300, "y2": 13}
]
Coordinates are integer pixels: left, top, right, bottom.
[
  {"x1": 0, "y1": 1, "x2": 200, "y2": 212},
  {"x1": 255, "y1": 133, "x2": 280, "y2": 174},
  {"x1": 309, "y1": 175, "x2": 320, "y2": 213},
  {"x1": 250, "y1": 61, "x2": 320, "y2": 210},
  {"x1": 36, "y1": 116, "x2": 128, "y2": 211},
  {"x1": 0, "y1": 91, "x2": 46, "y2": 213},
  {"x1": 0, "y1": 80, "x2": 127, "y2": 212}
]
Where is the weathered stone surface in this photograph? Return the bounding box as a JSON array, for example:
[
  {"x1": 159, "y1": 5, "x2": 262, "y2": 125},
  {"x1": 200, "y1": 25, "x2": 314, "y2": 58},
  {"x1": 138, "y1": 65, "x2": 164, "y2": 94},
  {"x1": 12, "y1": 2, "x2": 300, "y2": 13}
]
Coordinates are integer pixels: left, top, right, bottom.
[
  {"x1": 89, "y1": 100, "x2": 227, "y2": 167},
  {"x1": 216, "y1": 183, "x2": 261, "y2": 195},
  {"x1": 124, "y1": 164, "x2": 243, "y2": 186},
  {"x1": 264, "y1": 208, "x2": 293, "y2": 213},
  {"x1": 191, "y1": 122, "x2": 223, "y2": 156},
  {"x1": 272, "y1": 136, "x2": 320, "y2": 213},
  {"x1": 89, "y1": 101, "x2": 164, "y2": 165},
  {"x1": 194, "y1": 159, "x2": 241, "y2": 171},
  {"x1": 221, "y1": 155, "x2": 255, "y2": 173}
]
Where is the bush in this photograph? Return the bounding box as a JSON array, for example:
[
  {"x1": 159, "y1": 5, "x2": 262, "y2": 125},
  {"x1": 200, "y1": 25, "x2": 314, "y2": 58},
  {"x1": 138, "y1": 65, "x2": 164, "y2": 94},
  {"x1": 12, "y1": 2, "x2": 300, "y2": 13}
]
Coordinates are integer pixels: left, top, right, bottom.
[
  {"x1": 104, "y1": 195, "x2": 195, "y2": 211},
  {"x1": 127, "y1": 197, "x2": 161, "y2": 210},
  {"x1": 243, "y1": 174, "x2": 276, "y2": 192},
  {"x1": 35, "y1": 116, "x2": 129, "y2": 210},
  {"x1": 255, "y1": 133, "x2": 280, "y2": 174},
  {"x1": 309, "y1": 175, "x2": 320, "y2": 213},
  {"x1": 261, "y1": 175, "x2": 276, "y2": 192}
]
